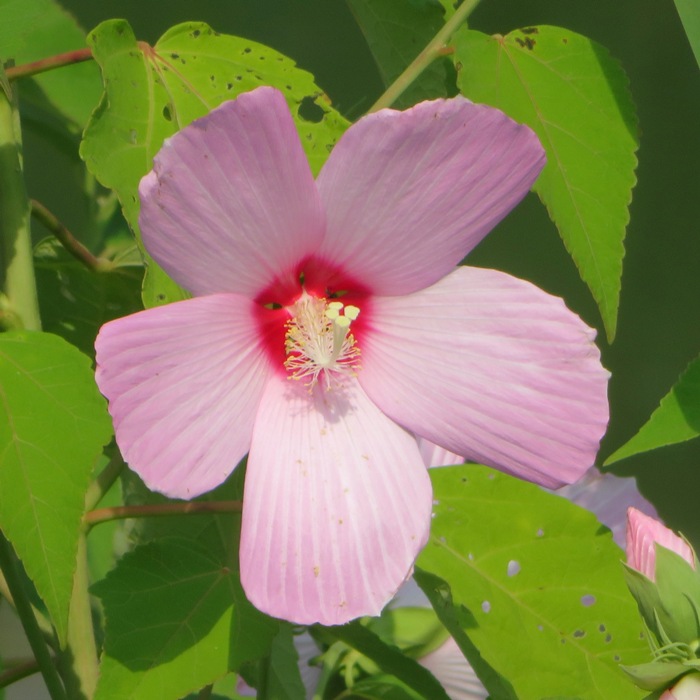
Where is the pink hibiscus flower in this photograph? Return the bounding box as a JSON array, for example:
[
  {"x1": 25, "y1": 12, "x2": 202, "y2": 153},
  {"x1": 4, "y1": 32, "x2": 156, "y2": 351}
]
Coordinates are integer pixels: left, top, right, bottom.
[{"x1": 95, "y1": 86, "x2": 609, "y2": 625}]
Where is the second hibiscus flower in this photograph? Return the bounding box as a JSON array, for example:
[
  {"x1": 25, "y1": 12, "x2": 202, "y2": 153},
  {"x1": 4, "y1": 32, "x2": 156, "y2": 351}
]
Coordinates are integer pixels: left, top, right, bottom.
[{"x1": 95, "y1": 86, "x2": 609, "y2": 625}]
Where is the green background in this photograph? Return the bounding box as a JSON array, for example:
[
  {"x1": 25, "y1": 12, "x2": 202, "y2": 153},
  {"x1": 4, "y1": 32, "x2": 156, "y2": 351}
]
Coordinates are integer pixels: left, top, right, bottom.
[{"x1": 23, "y1": 0, "x2": 700, "y2": 539}]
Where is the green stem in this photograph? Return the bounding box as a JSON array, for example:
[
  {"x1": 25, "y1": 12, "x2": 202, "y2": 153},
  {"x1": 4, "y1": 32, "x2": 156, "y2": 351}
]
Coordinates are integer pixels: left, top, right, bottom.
[
  {"x1": 368, "y1": 0, "x2": 483, "y2": 112},
  {"x1": 30, "y1": 199, "x2": 111, "y2": 273},
  {"x1": 0, "y1": 533, "x2": 67, "y2": 700},
  {"x1": 56, "y1": 534, "x2": 98, "y2": 700},
  {"x1": 84, "y1": 500, "x2": 243, "y2": 529},
  {"x1": 0, "y1": 68, "x2": 41, "y2": 331},
  {"x1": 0, "y1": 658, "x2": 40, "y2": 689},
  {"x1": 4, "y1": 48, "x2": 94, "y2": 81},
  {"x1": 83, "y1": 452, "x2": 125, "y2": 513}
]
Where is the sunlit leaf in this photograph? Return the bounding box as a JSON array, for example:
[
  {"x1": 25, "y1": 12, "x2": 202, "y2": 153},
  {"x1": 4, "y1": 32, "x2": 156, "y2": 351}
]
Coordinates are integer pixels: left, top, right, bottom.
[
  {"x1": 0, "y1": 0, "x2": 101, "y2": 136},
  {"x1": 80, "y1": 20, "x2": 349, "y2": 308},
  {"x1": 416, "y1": 465, "x2": 648, "y2": 700},
  {"x1": 674, "y1": 0, "x2": 700, "y2": 69},
  {"x1": 454, "y1": 26, "x2": 639, "y2": 341},
  {"x1": 92, "y1": 536, "x2": 277, "y2": 700},
  {"x1": 0, "y1": 331, "x2": 112, "y2": 645},
  {"x1": 605, "y1": 353, "x2": 700, "y2": 465},
  {"x1": 346, "y1": 0, "x2": 454, "y2": 107}
]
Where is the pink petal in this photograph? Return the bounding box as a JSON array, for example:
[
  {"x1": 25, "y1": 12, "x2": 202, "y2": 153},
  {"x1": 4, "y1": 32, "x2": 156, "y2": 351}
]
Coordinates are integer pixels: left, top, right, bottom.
[
  {"x1": 315, "y1": 96, "x2": 544, "y2": 296},
  {"x1": 239, "y1": 374, "x2": 432, "y2": 625},
  {"x1": 555, "y1": 469, "x2": 657, "y2": 548},
  {"x1": 359, "y1": 266, "x2": 609, "y2": 488},
  {"x1": 417, "y1": 438, "x2": 463, "y2": 468},
  {"x1": 139, "y1": 87, "x2": 324, "y2": 299},
  {"x1": 661, "y1": 674, "x2": 700, "y2": 700},
  {"x1": 95, "y1": 294, "x2": 272, "y2": 498},
  {"x1": 626, "y1": 507, "x2": 694, "y2": 580},
  {"x1": 419, "y1": 637, "x2": 487, "y2": 700}
]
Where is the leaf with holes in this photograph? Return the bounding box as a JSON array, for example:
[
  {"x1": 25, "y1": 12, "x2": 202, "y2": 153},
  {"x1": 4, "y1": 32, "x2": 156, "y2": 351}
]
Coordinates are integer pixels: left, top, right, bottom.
[
  {"x1": 346, "y1": 0, "x2": 454, "y2": 107},
  {"x1": 454, "y1": 26, "x2": 638, "y2": 341},
  {"x1": 92, "y1": 536, "x2": 278, "y2": 700},
  {"x1": 0, "y1": 331, "x2": 112, "y2": 645},
  {"x1": 416, "y1": 465, "x2": 648, "y2": 700},
  {"x1": 80, "y1": 20, "x2": 349, "y2": 309},
  {"x1": 605, "y1": 353, "x2": 700, "y2": 465}
]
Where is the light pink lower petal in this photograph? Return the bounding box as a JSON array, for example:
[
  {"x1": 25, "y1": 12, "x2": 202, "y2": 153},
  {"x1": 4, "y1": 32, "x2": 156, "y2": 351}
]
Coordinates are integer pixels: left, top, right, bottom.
[
  {"x1": 360, "y1": 267, "x2": 609, "y2": 489},
  {"x1": 95, "y1": 294, "x2": 272, "y2": 498},
  {"x1": 240, "y1": 374, "x2": 432, "y2": 625},
  {"x1": 316, "y1": 96, "x2": 544, "y2": 296},
  {"x1": 419, "y1": 637, "x2": 488, "y2": 700},
  {"x1": 626, "y1": 507, "x2": 694, "y2": 580},
  {"x1": 139, "y1": 87, "x2": 324, "y2": 299}
]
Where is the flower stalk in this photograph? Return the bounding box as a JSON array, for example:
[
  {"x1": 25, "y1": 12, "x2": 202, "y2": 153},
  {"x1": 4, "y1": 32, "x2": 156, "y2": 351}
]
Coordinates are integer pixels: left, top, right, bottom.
[
  {"x1": 5, "y1": 48, "x2": 93, "y2": 81},
  {"x1": 369, "y1": 0, "x2": 483, "y2": 112},
  {"x1": 84, "y1": 500, "x2": 243, "y2": 528}
]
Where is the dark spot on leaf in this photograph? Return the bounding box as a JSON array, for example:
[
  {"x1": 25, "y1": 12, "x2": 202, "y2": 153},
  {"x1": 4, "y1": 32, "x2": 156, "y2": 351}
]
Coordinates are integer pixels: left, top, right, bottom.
[
  {"x1": 157, "y1": 293, "x2": 166, "y2": 301},
  {"x1": 171, "y1": 53, "x2": 180, "y2": 59},
  {"x1": 521, "y1": 27, "x2": 539, "y2": 34},
  {"x1": 210, "y1": 75, "x2": 216, "y2": 83},
  {"x1": 117, "y1": 25, "x2": 125, "y2": 35},
  {"x1": 259, "y1": 55, "x2": 265, "y2": 60},
  {"x1": 162, "y1": 105, "x2": 172, "y2": 121},
  {"x1": 461, "y1": 477, "x2": 467, "y2": 483},
  {"x1": 227, "y1": 83, "x2": 233, "y2": 90},
  {"x1": 573, "y1": 629, "x2": 585, "y2": 638},
  {"x1": 563, "y1": 37, "x2": 568, "y2": 44},
  {"x1": 243, "y1": 47, "x2": 252, "y2": 54},
  {"x1": 455, "y1": 61, "x2": 463, "y2": 71},
  {"x1": 192, "y1": 29, "x2": 201, "y2": 38},
  {"x1": 561, "y1": 638, "x2": 566, "y2": 644},
  {"x1": 614, "y1": 655, "x2": 620, "y2": 661},
  {"x1": 515, "y1": 36, "x2": 536, "y2": 50},
  {"x1": 299, "y1": 96, "x2": 325, "y2": 123},
  {"x1": 599, "y1": 624, "x2": 606, "y2": 633},
  {"x1": 605, "y1": 634, "x2": 612, "y2": 643}
]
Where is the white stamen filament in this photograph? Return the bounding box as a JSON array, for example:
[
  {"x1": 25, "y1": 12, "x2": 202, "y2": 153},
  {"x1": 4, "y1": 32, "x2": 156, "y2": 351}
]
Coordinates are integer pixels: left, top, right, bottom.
[{"x1": 284, "y1": 294, "x2": 361, "y2": 389}]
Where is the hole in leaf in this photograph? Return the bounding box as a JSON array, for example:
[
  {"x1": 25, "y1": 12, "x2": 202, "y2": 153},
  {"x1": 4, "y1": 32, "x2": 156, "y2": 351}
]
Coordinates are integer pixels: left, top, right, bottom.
[
  {"x1": 299, "y1": 96, "x2": 324, "y2": 123},
  {"x1": 481, "y1": 601, "x2": 491, "y2": 613},
  {"x1": 580, "y1": 594, "x2": 596, "y2": 607},
  {"x1": 507, "y1": 560, "x2": 521, "y2": 577},
  {"x1": 162, "y1": 105, "x2": 172, "y2": 121},
  {"x1": 573, "y1": 629, "x2": 585, "y2": 638},
  {"x1": 536, "y1": 528, "x2": 545, "y2": 537},
  {"x1": 537, "y1": 625, "x2": 544, "y2": 632}
]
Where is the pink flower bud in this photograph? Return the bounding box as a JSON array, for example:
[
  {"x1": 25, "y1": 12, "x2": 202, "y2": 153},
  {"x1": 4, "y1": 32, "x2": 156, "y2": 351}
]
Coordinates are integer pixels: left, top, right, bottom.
[
  {"x1": 626, "y1": 507, "x2": 694, "y2": 580},
  {"x1": 660, "y1": 673, "x2": 700, "y2": 699}
]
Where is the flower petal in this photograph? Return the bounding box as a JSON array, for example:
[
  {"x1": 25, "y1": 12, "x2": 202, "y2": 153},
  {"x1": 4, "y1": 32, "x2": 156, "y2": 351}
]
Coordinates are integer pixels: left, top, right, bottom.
[
  {"x1": 417, "y1": 438, "x2": 463, "y2": 468},
  {"x1": 95, "y1": 294, "x2": 272, "y2": 498},
  {"x1": 419, "y1": 638, "x2": 488, "y2": 700},
  {"x1": 315, "y1": 96, "x2": 544, "y2": 296},
  {"x1": 139, "y1": 86, "x2": 324, "y2": 298},
  {"x1": 360, "y1": 266, "x2": 609, "y2": 488},
  {"x1": 240, "y1": 374, "x2": 432, "y2": 625},
  {"x1": 626, "y1": 507, "x2": 694, "y2": 580}
]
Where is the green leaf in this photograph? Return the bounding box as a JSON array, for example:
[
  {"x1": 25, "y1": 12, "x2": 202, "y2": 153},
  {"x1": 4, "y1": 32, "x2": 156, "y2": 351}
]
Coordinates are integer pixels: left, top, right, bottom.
[
  {"x1": 80, "y1": 20, "x2": 349, "y2": 308},
  {"x1": 325, "y1": 621, "x2": 451, "y2": 700},
  {"x1": 0, "y1": 331, "x2": 112, "y2": 645},
  {"x1": 342, "y1": 675, "x2": 426, "y2": 699},
  {"x1": 674, "y1": 0, "x2": 700, "y2": 70},
  {"x1": 261, "y1": 624, "x2": 307, "y2": 700},
  {"x1": 92, "y1": 536, "x2": 277, "y2": 700},
  {"x1": 605, "y1": 354, "x2": 700, "y2": 465},
  {"x1": 0, "y1": 0, "x2": 102, "y2": 132},
  {"x1": 34, "y1": 238, "x2": 143, "y2": 357},
  {"x1": 416, "y1": 465, "x2": 648, "y2": 700},
  {"x1": 454, "y1": 26, "x2": 639, "y2": 341},
  {"x1": 345, "y1": 0, "x2": 454, "y2": 107}
]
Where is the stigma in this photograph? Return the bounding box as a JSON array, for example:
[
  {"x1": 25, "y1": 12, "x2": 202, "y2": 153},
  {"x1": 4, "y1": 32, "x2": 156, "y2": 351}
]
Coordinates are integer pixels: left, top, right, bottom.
[{"x1": 284, "y1": 292, "x2": 361, "y2": 389}]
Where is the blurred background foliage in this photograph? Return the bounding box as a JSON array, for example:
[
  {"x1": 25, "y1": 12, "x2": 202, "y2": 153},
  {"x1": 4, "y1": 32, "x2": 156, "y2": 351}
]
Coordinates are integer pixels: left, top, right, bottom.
[{"x1": 20, "y1": 0, "x2": 700, "y2": 539}]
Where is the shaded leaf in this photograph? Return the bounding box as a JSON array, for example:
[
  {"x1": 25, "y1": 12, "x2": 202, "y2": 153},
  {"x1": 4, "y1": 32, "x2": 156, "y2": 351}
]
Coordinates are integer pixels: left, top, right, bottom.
[
  {"x1": 605, "y1": 354, "x2": 700, "y2": 465},
  {"x1": 0, "y1": 0, "x2": 102, "y2": 133},
  {"x1": 454, "y1": 26, "x2": 639, "y2": 341},
  {"x1": 674, "y1": 0, "x2": 700, "y2": 69},
  {"x1": 261, "y1": 624, "x2": 306, "y2": 700},
  {"x1": 0, "y1": 331, "x2": 112, "y2": 644},
  {"x1": 343, "y1": 675, "x2": 426, "y2": 699},
  {"x1": 34, "y1": 238, "x2": 143, "y2": 357},
  {"x1": 92, "y1": 537, "x2": 277, "y2": 700},
  {"x1": 416, "y1": 465, "x2": 647, "y2": 700},
  {"x1": 345, "y1": 0, "x2": 454, "y2": 107},
  {"x1": 80, "y1": 20, "x2": 349, "y2": 308}
]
